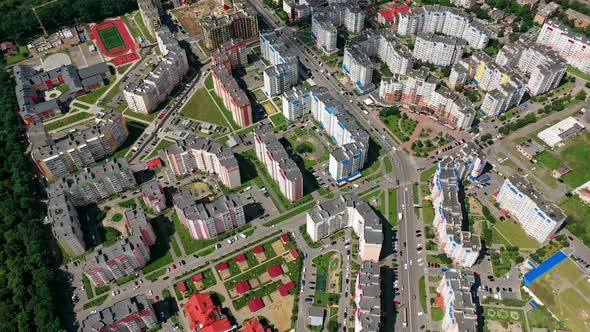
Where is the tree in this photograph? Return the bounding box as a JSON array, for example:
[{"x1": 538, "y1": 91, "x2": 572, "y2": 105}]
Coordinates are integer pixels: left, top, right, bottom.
[
  {"x1": 296, "y1": 142, "x2": 314, "y2": 154},
  {"x1": 575, "y1": 90, "x2": 587, "y2": 100}
]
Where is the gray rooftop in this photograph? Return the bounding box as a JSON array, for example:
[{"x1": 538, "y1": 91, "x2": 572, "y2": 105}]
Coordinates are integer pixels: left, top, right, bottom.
[
  {"x1": 253, "y1": 124, "x2": 302, "y2": 181},
  {"x1": 507, "y1": 175, "x2": 567, "y2": 223}
]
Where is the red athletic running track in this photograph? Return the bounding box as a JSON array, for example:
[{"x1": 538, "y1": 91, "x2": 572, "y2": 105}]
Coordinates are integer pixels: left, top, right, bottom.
[{"x1": 91, "y1": 18, "x2": 139, "y2": 66}]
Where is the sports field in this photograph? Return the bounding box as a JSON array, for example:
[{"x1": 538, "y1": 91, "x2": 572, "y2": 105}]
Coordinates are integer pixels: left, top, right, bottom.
[
  {"x1": 97, "y1": 24, "x2": 125, "y2": 53},
  {"x1": 528, "y1": 258, "x2": 590, "y2": 331},
  {"x1": 536, "y1": 131, "x2": 590, "y2": 189}
]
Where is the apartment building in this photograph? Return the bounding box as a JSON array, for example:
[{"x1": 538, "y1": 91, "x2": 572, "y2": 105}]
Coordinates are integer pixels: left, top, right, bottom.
[
  {"x1": 400, "y1": 68, "x2": 475, "y2": 129},
  {"x1": 14, "y1": 62, "x2": 110, "y2": 124},
  {"x1": 496, "y1": 175, "x2": 567, "y2": 243},
  {"x1": 431, "y1": 157, "x2": 481, "y2": 267},
  {"x1": 124, "y1": 26, "x2": 188, "y2": 114},
  {"x1": 310, "y1": 87, "x2": 370, "y2": 183},
  {"x1": 211, "y1": 39, "x2": 248, "y2": 69},
  {"x1": 436, "y1": 270, "x2": 479, "y2": 332},
  {"x1": 398, "y1": 5, "x2": 491, "y2": 49},
  {"x1": 47, "y1": 190, "x2": 85, "y2": 256},
  {"x1": 379, "y1": 78, "x2": 404, "y2": 104},
  {"x1": 307, "y1": 193, "x2": 383, "y2": 261},
  {"x1": 211, "y1": 62, "x2": 253, "y2": 127},
  {"x1": 29, "y1": 110, "x2": 129, "y2": 180},
  {"x1": 84, "y1": 232, "x2": 151, "y2": 285},
  {"x1": 264, "y1": 63, "x2": 298, "y2": 96},
  {"x1": 413, "y1": 33, "x2": 466, "y2": 66},
  {"x1": 533, "y1": 2, "x2": 560, "y2": 25},
  {"x1": 311, "y1": 11, "x2": 338, "y2": 53},
  {"x1": 82, "y1": 295, "x2": 157, "y2": 332},
  {"x1": 283, "y1": 0, "x2": 312, "y2": 22},
  {"x1": 200, "y1": 2, "x2": 259, "y2": 49},
  {"x1": 173, "y1": 190, "x2": 245, "y2": 240},
  {"x1": 49, "y1": 158, "x2": 136, "y2": 206},
  {"x1": 344, "y1": 4, "x2": 365, "y2": 33},
  {"x1": 165, "y1": 136, "x2": 241, "y2": 189},
  {"x1": 140, "y1": 179, "x2": 167, "y2": 213},
  {"x1": 282, "y1": 85, "x2": 311, "y2": 120},
  {"x1": 138, "y1": 0, "x2": 162, "y2": 39},
  {"x1": 537, "y1": 20, "x2": 590, "y2": 74},
  {"x1": 253, "y1": 124, "x2": 303, "y2": 201},
  {"x1": 376, "y1": 5, "x2": 410, "y2": 26},
  {"x1": 125, "y1": 208, "x2": 157, "y2": 246},
  {"x1": 450, "y1": 0, "x2": 475, "y2": 8},
  {"x1": 377, "y1": 32, "x2": 414, "y2": 76},
  {"x1": 343, "y1": 45, "x2": 375, "y2": 92},
  {"x1": 449, "y1": 53, "x2": 526, "y2": 117},
  {"x1": 353, "y1": 261, "x2": 381, "y2": 332}
]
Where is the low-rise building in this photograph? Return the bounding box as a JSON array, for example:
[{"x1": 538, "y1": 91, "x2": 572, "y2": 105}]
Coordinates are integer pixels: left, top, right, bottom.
[
  {"x1": 515, "y1": 139, "x2": 545, "y2": 160},
  {"x1": 81, "y1": 295, "x2": 157, "y2": 332},
  {"x1": 173, "y1": 190, "x2": 245, "y2": 240},
  {"x1": 537, "y1": 116, "x2": 585, "y2": 148},
  {"x1": 496, "y1": 175, "x2": 567, "y2": 243},
  {"x1": 376, "y1": 5, "x2": 410, "y2": 25},
  {"x1": 436, "y1": 270, "x2": 479, "y2": 332},
  {"x1": 566, "y1": 8, "x2": 590, "y2": 28},
  {"x1": 123, "y1": 26, "x2": 188, "y2": 114},
  {"x1": 140, "y1": 178, "x2": 167, "y2": 213},
  {"x1": 534, "y1": 2, "x2": 561, "y2": 25},
  {"x1": 354, "y1": 261, "x2": 381, "y2": 331},
  {"x1": 183, "y1": 292, "x2": 235, "y2": 331},
  {"x1": 253, "y1": 124, "x2": 303, "y2": 201},
  {"x1": 307, "y1": 193, "x2": 383, "y2": 261},
  {"x1": 165, "y1": 136, "x2": 241, "y2": 189}
]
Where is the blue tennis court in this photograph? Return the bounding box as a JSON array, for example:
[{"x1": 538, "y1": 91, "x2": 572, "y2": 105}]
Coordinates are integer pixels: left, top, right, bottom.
[{"x1": 523, "y1": 251, "x2": 568, "y2": 285}]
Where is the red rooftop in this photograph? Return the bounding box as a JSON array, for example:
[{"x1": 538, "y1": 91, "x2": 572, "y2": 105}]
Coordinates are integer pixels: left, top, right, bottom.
[
  {"x1": 235, "y1": 280, "x2": 251, "y2": 294},
  {"x1": 252, "y1": 245, "x2": 264, "y2": 254},
  {"x1": 235, "y1": 254, "x2": 247, "y2": 263},
  {"x1": 191, "y1": 273, "x2": 204, "y2": 282},
  {"x1": 267, "y1": 264, "x2": 283, "y2": 278},
  {"x1": 247, "y1": 297, "x2": 265, "y2": 312},
  {"x1": 176, "y1": 281, "x2": 187, "y2": 293},
  {"x1": 280, "y1": 233, "x2": 290, "y2": 243},
  {"x1": 216, "y1": 262, "x2": 229, "y2": 271},
  {"x1": 278, "y1": 280, "x2": 295, "y2": 296}
]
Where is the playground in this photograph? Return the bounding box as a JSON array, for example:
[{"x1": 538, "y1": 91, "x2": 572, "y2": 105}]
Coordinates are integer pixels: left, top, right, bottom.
[{"x1": 91, "y1": 18, "x2": 139, "y2": 66}]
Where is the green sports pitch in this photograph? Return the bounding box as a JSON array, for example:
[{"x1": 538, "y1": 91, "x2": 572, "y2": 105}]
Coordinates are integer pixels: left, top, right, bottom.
[{"x1": 97, "y1": 25, "x2": 125, "y2": 52}]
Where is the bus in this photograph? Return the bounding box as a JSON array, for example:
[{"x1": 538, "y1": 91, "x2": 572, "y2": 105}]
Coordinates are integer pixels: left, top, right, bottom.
[{"x1": 401, "y1": 305, "x2": 408, "y2": 327}]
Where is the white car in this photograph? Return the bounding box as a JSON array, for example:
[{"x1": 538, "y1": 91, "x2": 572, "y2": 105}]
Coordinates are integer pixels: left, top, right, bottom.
[
  {"x1": 404, "y1": 264, "x2": 408, "y2": 270},
  {"x1": 149, "y1": 290, "x2": 153, "y2": 296}
]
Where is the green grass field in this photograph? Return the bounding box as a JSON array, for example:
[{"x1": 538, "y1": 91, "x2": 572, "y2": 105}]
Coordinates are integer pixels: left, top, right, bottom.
[
  {"x1": 560, "y1": 195, "x2": 590, "y2": 246},
  {"x1": 493, "y1": 220, "x2": 540, "y2": 248},
  {"x1": 528, "y1": 259, "x2": 590, "y2": 332},
  {"x1": 482, "y1": 306, "x2": 526, "y2": 330},
  {"x1": 180, "y1": 88, "x2": 229, "y2": 127},
  {"x1": 45, "y1": 112, "x2": 94, "y2": 131},
  {"x1": 536, "y1": 132, "x2": 590, "y2": 189},
  {"x1": 98, "y1": 25, "x2": 125, "y2": 51}
]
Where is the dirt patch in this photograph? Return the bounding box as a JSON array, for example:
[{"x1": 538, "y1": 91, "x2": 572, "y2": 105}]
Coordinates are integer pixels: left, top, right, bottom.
[
  {"x1": 237, "y1": 261, "x2": 249, "y2": 271},
  {"x1": 193, "y1": 280, "x2": 204, "y2": 291},
  {"x1": 262, "y1": 102, "x2": 277, "y2": 116},
  {"x1": 258, "y1": 272, "x2": 271, "y2": 284},
  {"x1": 254, "y1": 252, "x2": 267, "y2": 263},
  {"x1": 327, "y1": 255, "x2": 342, "y2": 293},
  {"x1": 181, "y1": 181, "x2": 212, "y2": 200},
  {"x1": 271, "y1": 240, "x2": 286, "y2": 255},
  {"x1": 264, "y1": 291, "x2": 295, "y2": 332},
  {"x1": 101, "y1": 205, "x2": 128, "y2": 234},
  {"x1": 294, "y1": 135, "x2": 325, "y2": 161},
  {"x1": 485, "y1": 320, "x2": 523, "y2": 332},
  {"x1": 249, "y1": 278, "x2": 260, "y2": 289},
  {"x1": 219, "y1": 269, "x2": 231, "y2": 280},
  {"x1": 468, "y1": 196, "x2": 484, "y2": 215}
]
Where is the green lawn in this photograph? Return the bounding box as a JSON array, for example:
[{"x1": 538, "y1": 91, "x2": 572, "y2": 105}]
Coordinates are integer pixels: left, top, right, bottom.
[
  {"x1": 380, "y1": 114, "x2": 418, "y2": 142},
  {"x1": 431, "y1": 307, "x2": 444, "y2": 321},
  {"x1": 493, "y1": 220, "x2": 540, "y2": 249},
  {"x1": 134, "y1": 11, "x2": 156, "y2": 44},
  {"x1": 146, "y1": 139, "x2": 175, "y2": 160},
  {"x1": 418, "y1": 276, "x2": 427, "y2": 312},
  {"x1": 388, "y1": 189, "x2": 397, "y2": 227},
  {"x1": 97, "y1": 83, "x2": 122, "y2": 108},
  {"x1": 76, "y1": 79, "x2": 112, "y2": 104},
  {"x1": 83, "y1": 294, "x2": 109, "y2": 309},
  {"x1": 45, "y1": 112, "x2": 93, "y2": 131},
  {"x1": 180, "y1": 88, "x2": 230, "y2": 127},
  {"x1": 204, "y1": 74, "x2": 214, "y2": 90},
  {"x1": 172, "y1": 212, "x2": 216, "y2": 255},
  {"x1": 482, "y1": 306, "x2": 526, "y2": 330},
  {"x1": 270, "y1": 113, "x2": 287, "y2": 127},
  {"x1": 384, "y1": 157, "x2": 393, "y2": 173},
  {"x1": 5, "y1": 45, "x2": 29, "y2": 65},
  {"x1": 560, "y1": 195, "x2": 590, "y2": 246},
  {"x1": 420, "y1": 167, "x2": 437, "y2": 183},
  {"x1": 113, "y1": 122, "x2": 146, "y2": 159},
  {"x1": 567, "y1": 64, "x2": 590, "y2": 81},
  {"x1": 98, "y1": 25, "x2": 125, "y2": 51},
  {"x1": 535, "y1": 132, "x2": 590, "y2": 189},
  {"x1": 82, "y1": 275, "x2": 94, "y2": 299},
  {"x1": 72, "y1": 102, "x2": 90, "y2": 110}
]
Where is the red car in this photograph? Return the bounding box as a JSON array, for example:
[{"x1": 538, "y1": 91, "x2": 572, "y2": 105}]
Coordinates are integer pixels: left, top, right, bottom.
[
  {"x1": 172, "y1": 264, "x2": 177, "y2": 269},
  {"x1": 394, "y1": 300, "x2": 401, "y2": 305},
  {"x1": 155, "y1": 295, "x2": 160, "y2": 301}
]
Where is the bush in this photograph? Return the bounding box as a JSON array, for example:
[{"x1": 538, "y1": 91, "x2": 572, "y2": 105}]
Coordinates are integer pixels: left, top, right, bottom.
[{"x1": 112, "y1": 213, "x2": 123, "y2": 222}]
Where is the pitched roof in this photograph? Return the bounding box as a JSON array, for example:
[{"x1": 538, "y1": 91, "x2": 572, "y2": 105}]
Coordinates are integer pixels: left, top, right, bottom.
[
  {"x1": 252, "y1": 245, "x2": 264, "y2": 254},
  {"x1": 183, "y1": 293, "x2": 233, "y2": 331},
  {"x1": 290, "y1": 248, "x2": 299, "y2": 259},
  {"x1": 176, "y1": 281, "x2": 187, "y2": 292},
  {"x1": 235, "y1": 280, "x2": 251, "y2": 294},
  {"x1": 146, "y1": 158, "x2": 162, "y2": 168},
  {"x1": 235, "y1": 254, "x2": 247, "y2": 263},
  {"x1": 278, "y1": 280, "x2": 296, "y2": 296},
  {"x1": 247, "y1": 297, "x2": 265, "y2": 312},
  {"x1": 267, "y1": 264, "x2": 283, "y2": 278},
  {"x1": 238, "y1": 318, "x2": 270, "y2": 332},
  {"x1": 216, "y1": 262, "x2": 229, "y2": 271},
  {"x1": 191, "y1": 273, "x2": 204, "y2": 282},
  {"x1": 280, "y1": 233, "x2": 290, "y2": 243}
]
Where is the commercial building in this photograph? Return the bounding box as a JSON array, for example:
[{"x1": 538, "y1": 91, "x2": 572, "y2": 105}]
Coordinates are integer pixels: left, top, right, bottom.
[
  {"x1": 48, "y1": 158, "x2": 136, "y2": 206},
  {"x1": 140, "y1": 178, "x2": 167, "y2": 213},
  {"x1": 496, "y1": 175, "x2": 567, "y2": 243},
  {"x1": 165, "y1": 136, "x2": 241, "y2": 189},
  {"x1": 253, "y1": 124, "x2": 303, "y2": 201},
  {"x1": 537, "y1": 20, "x2": 590, "y2": 74},
  {"x1": 379, "y1": 78, "x2": 404, "y2": 104},
  {"x1": 28, "y1": 110, "x2": 129, "y2": 180},
  {"x1": 376, "y1": 5, "x2": 410, "y2": 25},
  {"x1": 281, "y1": 85, "x2": 311, "y2": 120},
  {"x1": 183, "y1": 292, "x2": 235, "y2": 331},
  {"x1": 211, "y1": 60, "x2": 252, "y2": 127},
  {"x1": 81, "y1": 295, "x2": 157, "y2": 332},
  {"x1": 123, "y1": 26, "x2": 188, "y2": 114},
  {"x1": 413, "y1": 33, "x2": 466, "y2": 66},
  {"x1": 537, "y1": 116, "x2": 585, "y2": 148},
  {"x1": 534, "y1": 2, "x2": 561, "y2": 25},
  {"x1": 307, "y1": 193, "x2": 383, "y2": 261},
  {"x1": 397, "y1": 5, "x2": 491, "y2": 49},
  {"x1": 436, "y1": 270, "x2": 479, "y2": 332},
  {"x1": 515, "y1": 139, "x2": 545, "y2": 160},
  {"x1": 353, "y1": 261, "x2": 381, "y2": 331},
  {"x1": 200, "y1": 1, "x2": 259, "y2": 50},
  {"x1": 14, "y1": 62, "x2": 110, "y2": 124},
  {"x1": 431, "y1": 157, "x2": 482, "y2": 268},
  {"x1": 173, "y1": 190, "x2": 245, "y2": 240}
]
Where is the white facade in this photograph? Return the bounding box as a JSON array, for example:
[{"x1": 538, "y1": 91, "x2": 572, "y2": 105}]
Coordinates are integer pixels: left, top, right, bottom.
[
  {"x1": 344, "y1": 6, "x2": 365, "y2": 33},
  {"x1": 263, "y1": 63, "x2": 298, "y2": 96},
  {"x1": 312, "y1": 13, "x2": 338, "y2": 53},
  {"x1": 537, "y1": 116, "x2": 585, "y2": 148},
  {"x1": 496, "y1": 176, "x2": 566, "y2": 243},
  {"x1": 537, "y1": 20, "x2": 590, "y2": 74},
  {"x1": 413, "y1": 33, "x2": 466, "y2": 66},
  {"x1": 437, "y1": 270, "x2": 479, "y2": 332},
  {"x1": 282, "y1": 85, "x2": 311, "y2": 120},
  {"x1": 343, "y1": 47, "x2": 374, "y2": 90}
]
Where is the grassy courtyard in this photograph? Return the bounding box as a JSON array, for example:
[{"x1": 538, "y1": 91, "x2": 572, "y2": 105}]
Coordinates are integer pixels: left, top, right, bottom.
[
  {"x1": 535, "y1": 131, "x2": 590, "y2": 189},
  {"x1": 45, "y1": 112, "x2": 94, "y2": 131},
  {"x1": 180, "y1": 88, "x2": 230, "y2": 127},
  {"x1": 560, "y1": 195, "x2": 590, "y2": 246},
  {"x1": 493, "y1": 220, "x2": 540, "y2": 249},
  {"x1": 380, "y1": 113, "x2": 418, "y2": 142}
]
